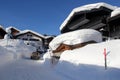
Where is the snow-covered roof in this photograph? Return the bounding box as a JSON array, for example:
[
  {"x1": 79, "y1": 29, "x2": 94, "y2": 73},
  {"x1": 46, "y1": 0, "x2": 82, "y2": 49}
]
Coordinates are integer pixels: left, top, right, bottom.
[
  {"x1": 49, "y1": 29, "x2": 102, "y2": 50},
  {"x1": 16, "y1": 30, "x2": 45, "y2": 38},
  {"x1": 0, "y1": 25, "x2": 6, "y2": 31},
  {"x1": 0, "y1": 25, "x2": 3, "y2": 28},
  {"x1": 44, "y1": 36, "x2": 53, "y2": 39},
  {"x1": 6, "y1": 26, "x2": 21, "y2": 32},
  {"x1": 60, "y1": 2, "x2": 117, "y2": 30},
  {"x1": 111, "y1": 8, "x2": 120, "y2": 17}
]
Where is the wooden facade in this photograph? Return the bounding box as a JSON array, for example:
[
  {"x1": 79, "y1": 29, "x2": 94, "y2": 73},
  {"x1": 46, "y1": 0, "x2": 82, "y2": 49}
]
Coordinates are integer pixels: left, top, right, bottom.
[
  {"x1": 0, "y1": 27, "x2": 7, "y2": 39},
  {"x1": 61, "y1": 7, "x2": 112, "y2": 33},
  {"x1": 15, "y1": 31, "x2": 45, "y2": 53},
  {"x1": 107, "y1": 14, "x2": 120, "y2": 39},
  {"x1": 10, "y1": 27, "x2": 20, "y2": 36},
  {"x1": 60, "y1": 6, "x2": 120, "y2": 40},
  {"x1": 52, "y1": 40, "x2": 96, "y2": 57},
  {"x1": 44, "y1": 35, "x2": 55, "y2": 50}
]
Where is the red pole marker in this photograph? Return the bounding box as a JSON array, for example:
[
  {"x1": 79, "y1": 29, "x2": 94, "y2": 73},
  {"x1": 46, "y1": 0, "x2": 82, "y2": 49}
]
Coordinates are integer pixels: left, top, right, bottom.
[
  {"x1": 103, "y1": 48, "x2": 107, "y2": 70},
  {"x1": 103, "y1": 48, "x2": 106, "y2": 59}
]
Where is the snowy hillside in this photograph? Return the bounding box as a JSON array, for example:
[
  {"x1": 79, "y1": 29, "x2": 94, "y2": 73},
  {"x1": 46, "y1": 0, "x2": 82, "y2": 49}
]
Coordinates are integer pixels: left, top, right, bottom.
[
  {"x1": 0, "y1": 39, "x2": 120, "y2": 80},
  {"x1": 0, "y1": 39, "x2": 35, "y2": 65},
  {"x1": 45, "y1": 40, "x2": 120, "y2": 80},
  {"x1": 59, "y1": 40, "x2": 120, "y2": 68}
]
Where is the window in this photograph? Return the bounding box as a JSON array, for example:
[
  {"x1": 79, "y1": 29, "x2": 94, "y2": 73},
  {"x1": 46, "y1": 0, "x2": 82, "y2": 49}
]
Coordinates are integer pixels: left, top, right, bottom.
[
  {"x1": 22, "y1": 38, "x2": 28, "y2": 40},
  {"x1": 29, "y1": 39, "x2": 39, "y2": 41},
  {"x1": 27, "y1": 34, "x2": 32, "y2": 37}
]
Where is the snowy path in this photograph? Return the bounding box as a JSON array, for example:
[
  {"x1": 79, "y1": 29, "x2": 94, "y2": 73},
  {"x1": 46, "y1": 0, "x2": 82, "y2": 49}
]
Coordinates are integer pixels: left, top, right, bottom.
[{"x1": 0, "y1": 59, "x2": 63, "y2": 80}]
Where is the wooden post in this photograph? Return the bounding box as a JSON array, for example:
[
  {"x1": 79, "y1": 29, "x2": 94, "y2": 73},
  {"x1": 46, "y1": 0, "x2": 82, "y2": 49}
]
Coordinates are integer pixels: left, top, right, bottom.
[{"x1": 103, "y1": 48, "x2": 107, "y2": 70}]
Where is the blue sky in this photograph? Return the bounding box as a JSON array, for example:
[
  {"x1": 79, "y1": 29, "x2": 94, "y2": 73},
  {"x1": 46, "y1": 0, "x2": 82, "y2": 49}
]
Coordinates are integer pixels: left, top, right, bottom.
[{"x1": 0, "y1": 0, "x2": 120, "y2": 35}]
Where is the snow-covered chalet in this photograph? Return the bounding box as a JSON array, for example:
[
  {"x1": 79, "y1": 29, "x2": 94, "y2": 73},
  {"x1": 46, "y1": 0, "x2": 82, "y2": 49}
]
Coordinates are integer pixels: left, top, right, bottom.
[
  {"x1": 4, "y1": 27, "x2": 54, "y2": 53},
  {"x1": 60, "y1": 2, "x2": 120, "y2": 40},
  {"x1": 14, "y1": 30, "x2": 45, "y2": 53},
  {"x1": 6, "y1": 27, "x2": 20, "y2": 38},
  {"x1": 49, "y1": 29, "x2": 102, "y2": 59}
]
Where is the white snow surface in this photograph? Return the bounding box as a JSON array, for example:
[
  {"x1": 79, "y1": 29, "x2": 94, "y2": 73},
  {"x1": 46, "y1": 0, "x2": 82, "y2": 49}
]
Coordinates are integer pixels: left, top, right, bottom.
[
  {"x1": 0, "y1": 39, "x2": 36, "y2": 65},
  {"x1": 45, "y1": 40, "x2": 120, "y2": 80},
  {"x1": 60, "y1": 2, "x2": 117, "y2": 30},
  {"x1": 58, "y1": 40, "x2": 120, "y2": 68},
  {"x1": 49, "y1": 29, "x2": 102, "y2": 50},
  {"x1": 0, "y1": 39, "x2": 120, "y2": 80},
  {"x1": 111, "y1": 8, "x2": 120, "y2": 17},
  {"x1": 4, "y1": 34, "x2": 11, "y2": 39}
]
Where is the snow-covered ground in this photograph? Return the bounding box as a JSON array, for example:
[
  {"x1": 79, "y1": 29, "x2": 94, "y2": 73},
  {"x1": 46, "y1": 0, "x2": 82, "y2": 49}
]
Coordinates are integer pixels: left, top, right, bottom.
[
  {"x1": 0, "y1": 39, "x2": 35, "y2": 66},
  {"x1": 45, "y1": 40, "x2": 120, "y2": 80},
  {"x1": 0, "y1": 39, "x2": 120, "y2": 80}
]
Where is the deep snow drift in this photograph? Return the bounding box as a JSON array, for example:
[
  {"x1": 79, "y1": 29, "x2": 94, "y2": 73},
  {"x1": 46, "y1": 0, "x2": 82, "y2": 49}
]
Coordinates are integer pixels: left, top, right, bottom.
[
  {"x1": 0, "y1": 39, "x2": 120, "y2": 80},
  {"x1": 49, "y1": 29, "x2": 102, "y2": 51},
  {"x1": 0, "y1": 39, "x2": 64, "y2": 80},
  {"x1": 0, "y1": 39, "x2": 35, "y2": 66},
  {"x1": 44, "y1": 40, "x2": 120, "y2": 80}
]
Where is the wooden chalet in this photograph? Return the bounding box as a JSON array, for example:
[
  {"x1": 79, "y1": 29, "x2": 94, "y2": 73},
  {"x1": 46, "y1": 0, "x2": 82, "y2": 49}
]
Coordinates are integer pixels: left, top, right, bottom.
[
  {"x1": 60, "y1": 3, "x2": 119, "y2": 40},
  {"x1": 6, "y1": 27, "x2": 20, "y2": 39},
  {"x1": 44, "y1": 35, "x2": 55, "y2": 50},
  {"x1": 60, "y1": 7, "x2": 112, "y2": 33},
  {"x1": 52, "y1": 40, "x2": 96, "y2": 55},
  {"x1": 0, "y1": 26, "x2": 7, "y2": 39},
  {"x1": 107, "y1": 14, "x2": 120, "y2": 39},
  {"x1": 15, "y1": 30, "x2": 46, "y2": 53},
  {"x1": 9, "y1": 27, "x2": 20, "y2": 36}
]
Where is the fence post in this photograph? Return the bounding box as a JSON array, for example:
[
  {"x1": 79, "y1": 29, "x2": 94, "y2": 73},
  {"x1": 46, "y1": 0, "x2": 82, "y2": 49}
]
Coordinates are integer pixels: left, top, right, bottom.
[{"x1": 103, "y1": 48, "x2": 107, "y2": 70}]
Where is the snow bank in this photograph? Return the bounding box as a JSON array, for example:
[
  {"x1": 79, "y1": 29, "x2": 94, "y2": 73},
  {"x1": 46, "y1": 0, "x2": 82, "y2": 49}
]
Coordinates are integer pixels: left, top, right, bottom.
[
  {"x1": 111, "y1": 8, "x2": 120, "y2": 17},
  {"x1": 53, "y1": 40, "x2": 120, "y2": 80},
  {"x1": 4, "y1": 34, "x2": 12, "y2": 39},
  {"x1": 10, "y1": 40, "x2": 36, "y2": 59},
  {"x1": 60, "y1": 2, "x2": 117, "y2": 30},
  {"x1": 55, "y1": 40, "x2": 120, "y2": 68},
  {"x1": 0, "y1": 45, "x2": 13, "y2": 66},
  {"x1": 49, "y1": 29, "x2": 102, "y2": 50},
  {"x1": 0, "y1": 39, "x2": 36, "y2": 60},
  {"x1": 42, "y1": 51, "x2": 52, "y2": 66},
  {"x1": 0, "y1": 39, "x2": 120, "y2": 80}
]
